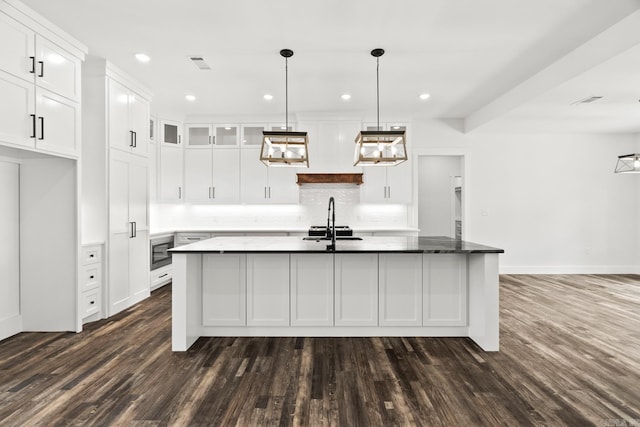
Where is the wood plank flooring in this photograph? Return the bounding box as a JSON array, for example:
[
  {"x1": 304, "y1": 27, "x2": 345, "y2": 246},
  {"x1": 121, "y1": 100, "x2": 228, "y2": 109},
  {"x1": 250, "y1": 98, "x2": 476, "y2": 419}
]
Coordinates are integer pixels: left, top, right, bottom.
[{"x1": 1, "y1": 274, "x2": 639, "y2": 426}]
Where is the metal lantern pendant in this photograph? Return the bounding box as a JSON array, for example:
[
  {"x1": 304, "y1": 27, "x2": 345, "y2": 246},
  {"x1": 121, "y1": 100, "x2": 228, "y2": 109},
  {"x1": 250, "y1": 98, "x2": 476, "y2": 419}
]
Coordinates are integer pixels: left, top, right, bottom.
[
  {"x1": 354, "y1": 49, "x2": 407, "y2": 166},
  {"x1": 614, "y1": 153, "x2": 640, "y2": 173},
  {"x1": 260, "y1": 49, "x2": 309, "y2": 167}
]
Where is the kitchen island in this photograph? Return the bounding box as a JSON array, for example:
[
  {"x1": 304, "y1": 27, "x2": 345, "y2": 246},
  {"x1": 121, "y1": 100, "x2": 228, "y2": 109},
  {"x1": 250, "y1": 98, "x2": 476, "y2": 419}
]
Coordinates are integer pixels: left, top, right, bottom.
[{"x1": 171, "y1": 236, "x2": 503, "y2": 352}]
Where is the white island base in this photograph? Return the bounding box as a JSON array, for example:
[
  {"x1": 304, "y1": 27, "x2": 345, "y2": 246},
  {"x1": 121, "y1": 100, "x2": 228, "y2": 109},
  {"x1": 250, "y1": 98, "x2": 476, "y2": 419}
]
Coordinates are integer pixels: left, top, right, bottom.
[{"x1": 171, "y1": 239, "x2": 500, "y2": 352}]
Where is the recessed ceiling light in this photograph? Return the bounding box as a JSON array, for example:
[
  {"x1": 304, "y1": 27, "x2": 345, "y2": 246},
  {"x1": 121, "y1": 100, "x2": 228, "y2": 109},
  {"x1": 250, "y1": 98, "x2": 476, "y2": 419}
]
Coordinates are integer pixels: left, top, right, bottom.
[
  {"x1": 185, "y1": 94, "x2": 196, "y2": 101},
  {"x1": 263, "y1": 94, "x2": 273, "y2": 101},
  {"x1": 419, "y1": 93, "x2": 430, "y2": 100},
  {"x1": 135, "y1": 53, "x2": 151, "y2": 63},
  {"x1": 341, "y1": 94, "x2": 351, "y2": 101}
]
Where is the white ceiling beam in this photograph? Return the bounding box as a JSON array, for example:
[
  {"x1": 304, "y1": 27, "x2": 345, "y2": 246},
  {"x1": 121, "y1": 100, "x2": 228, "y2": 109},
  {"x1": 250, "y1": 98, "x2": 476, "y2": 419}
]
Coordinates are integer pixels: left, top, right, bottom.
[{"x1": 464, "y1": 9, "x2": 640, "y2": 133}]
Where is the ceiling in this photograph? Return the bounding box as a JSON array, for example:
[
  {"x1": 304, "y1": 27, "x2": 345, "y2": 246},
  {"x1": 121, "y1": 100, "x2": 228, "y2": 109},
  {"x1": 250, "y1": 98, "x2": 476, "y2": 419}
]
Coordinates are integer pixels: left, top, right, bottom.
[{"x1": 17, "y1": 0, "x2": 640, "y2": 133}]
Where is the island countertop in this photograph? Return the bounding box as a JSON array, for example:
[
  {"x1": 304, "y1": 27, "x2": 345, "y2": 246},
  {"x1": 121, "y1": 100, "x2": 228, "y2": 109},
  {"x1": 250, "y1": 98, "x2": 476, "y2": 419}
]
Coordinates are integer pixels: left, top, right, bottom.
[{"x1": 170, "y1": 235, "x2": 504, "y2": 254}]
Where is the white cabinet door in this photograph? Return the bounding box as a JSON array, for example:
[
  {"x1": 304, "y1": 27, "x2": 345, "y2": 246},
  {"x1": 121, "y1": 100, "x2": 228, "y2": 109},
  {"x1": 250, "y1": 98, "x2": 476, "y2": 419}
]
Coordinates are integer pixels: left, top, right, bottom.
[
  {"x1": 361, "y1": 167, "x2": 387, "y2": 203},
  {"x1": 387, "y1": 160, "x2": 412, "y2": 203},
  {"x1": 0, "y1": 161, "x2": 20, "y2": 340},
  {"x1": 35, "y1": 35, "x2": 80, "y2": 101},
  {"x1": 108, "y1": 79, "x2": 131, "y2": 152},
  {"x1": 129, "y1": 93, "x2": 149, "y2": 156},
  {"x1": 129, "y1": 229, "x2": 149, "y2": 301},
  {"x1": 240, "y1": 148, "x2": 268, "y2": 203},
  {"x1": 108, "y1": 232, "x2": 130, "y2": 314},
  {"x1": 379, "y1": 253, "x2": 423, "y2": 326},
  {"x1": 159, "y1": 145, "x2": 183, "y2": 201},
  {"x1": 184, "y1": 149, "x2": 212, "y2": 202},
  {"x1": 0, "y1": 71, "x2": 34, "y2": 149},
  {"x1": 247, "y1": 254, "x2": 290, "y2": 326},
  {"x1": 160, "y1": 119, "x2": 182, "y2": 147},
  {"x1": 185, "y1": 124, "x2": 212, "y2": 148},
  {"x1": 290, "y1": 253, "x2": 334, "y2": 326},
  {"x1": 202, "y1": 254, "x2": 246, "y2": 326},
  {"x1": 267, "y1": 167, "x2": 298, "y2": 203},
  {"x1": 128, "y1": 156, "x2": 148, "y2": 231},
  {"x1": 0, "y1": 12, "x2": 34, "y2": 82},
  {"x1": 109, "y1": 152, "x2": 130, "y2": 235},
  {"x1": 335, "y1": 253, "x2": 378, "y2": 326},
  {"x1": 211, "y1": 149, "x2": 240, "y2": 203},
  {"x1": 35, "y1": 87, "x2": 79, "y2": 157},
  {"x1": 423, "y1": 254, "x2": 467, "y2": 326}
]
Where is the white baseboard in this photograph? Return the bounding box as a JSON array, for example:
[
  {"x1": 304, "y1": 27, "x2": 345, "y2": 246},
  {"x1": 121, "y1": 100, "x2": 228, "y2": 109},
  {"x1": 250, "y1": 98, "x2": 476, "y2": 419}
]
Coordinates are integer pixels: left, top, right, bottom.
[
  {"x1": 500, "y1": 265, "x2": 640, "y2": 275},
  {"x1": 0, "y1": 314, "x2": 22, "y2": 342}
]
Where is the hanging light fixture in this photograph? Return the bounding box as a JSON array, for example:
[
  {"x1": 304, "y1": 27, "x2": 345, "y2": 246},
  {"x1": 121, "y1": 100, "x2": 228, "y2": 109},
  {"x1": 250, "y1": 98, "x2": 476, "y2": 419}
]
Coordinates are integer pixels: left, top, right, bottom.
[
  {"x1": 614, "y1": 153, "x2": 640, "y2": 173},
  {"x1": 260, "y1": 49, "x2": 309, "y2": 167},
  {"x1": 354, "y1": 48, "x2": 407, "y2": 167}
]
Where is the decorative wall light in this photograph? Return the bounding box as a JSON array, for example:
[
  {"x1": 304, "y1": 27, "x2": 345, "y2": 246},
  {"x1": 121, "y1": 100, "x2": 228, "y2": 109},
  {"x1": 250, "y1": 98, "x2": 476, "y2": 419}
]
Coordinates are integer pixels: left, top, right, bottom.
[
  {"x1": 614, "y1": 153, "x2": 640, "y2": 173},
  {"x1": 260, "y1": 49, "x2": 309, "y2": 167},
  {"x1": 354, "y1": 48, "x2": 407, "y2": 166}
]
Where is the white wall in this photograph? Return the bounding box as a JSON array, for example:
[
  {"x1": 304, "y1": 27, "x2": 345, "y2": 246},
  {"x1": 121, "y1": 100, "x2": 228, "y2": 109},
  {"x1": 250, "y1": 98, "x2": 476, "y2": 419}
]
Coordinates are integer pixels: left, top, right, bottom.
[{"x1": 411, "y1": 119, "x2": 639, "y2": 273}]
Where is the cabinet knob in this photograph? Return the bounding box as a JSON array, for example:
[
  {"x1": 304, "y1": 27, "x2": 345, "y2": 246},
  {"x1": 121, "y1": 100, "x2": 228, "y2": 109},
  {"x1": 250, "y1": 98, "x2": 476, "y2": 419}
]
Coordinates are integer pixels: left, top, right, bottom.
[
  {"x1": 90, "y1": 301, "x2": 95, "y2": 305},
  {"x1": 90, "y1": 275, "x2": 95, "y2": 279}
]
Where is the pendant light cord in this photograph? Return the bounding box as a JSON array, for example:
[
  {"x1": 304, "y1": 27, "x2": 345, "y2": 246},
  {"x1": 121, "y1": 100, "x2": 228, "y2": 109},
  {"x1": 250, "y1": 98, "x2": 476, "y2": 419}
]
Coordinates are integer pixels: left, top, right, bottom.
[
  {"x1": 376, "y1": 56, "x2": 380, "y2": 131},
  {"x1": 285, "y1": 56, "x2": 289, "y2": 130}
]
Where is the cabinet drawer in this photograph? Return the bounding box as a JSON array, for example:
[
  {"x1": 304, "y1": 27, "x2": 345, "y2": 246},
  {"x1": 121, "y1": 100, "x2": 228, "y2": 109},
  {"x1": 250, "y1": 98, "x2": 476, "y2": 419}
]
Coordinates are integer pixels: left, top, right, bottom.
[
  {"x1": 81, "y1": 265, "x2": 101, "y2": 292},
  {"x1": 175, "y1": 233, "x2": 212, "y2": 246},
  {"x1": 82, "y1": 288, "x2": 100, "y2": 318},
  {"x1": 151, "y1": 266, "x2": 172, "y2": 289},
  {"x1": 82, "y1": 245, "x2": 102, "y2": 265}
]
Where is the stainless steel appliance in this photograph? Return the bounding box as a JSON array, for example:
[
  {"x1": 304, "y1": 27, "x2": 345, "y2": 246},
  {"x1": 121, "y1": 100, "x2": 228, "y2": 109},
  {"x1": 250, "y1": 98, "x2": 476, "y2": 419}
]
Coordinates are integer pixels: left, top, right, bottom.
[
  {"x1": 303, "y1": 225, "x2": 362, "y2": 241},
  {"x1": 150, "y1": 235, "x2": 174, "y2": 270}
]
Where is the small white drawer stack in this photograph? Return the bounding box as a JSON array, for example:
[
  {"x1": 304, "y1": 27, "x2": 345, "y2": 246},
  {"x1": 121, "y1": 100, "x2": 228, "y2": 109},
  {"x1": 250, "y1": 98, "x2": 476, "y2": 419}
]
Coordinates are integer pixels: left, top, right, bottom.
[{"x1": 81, "y1": 244, "x2": 103, "y2": 322}]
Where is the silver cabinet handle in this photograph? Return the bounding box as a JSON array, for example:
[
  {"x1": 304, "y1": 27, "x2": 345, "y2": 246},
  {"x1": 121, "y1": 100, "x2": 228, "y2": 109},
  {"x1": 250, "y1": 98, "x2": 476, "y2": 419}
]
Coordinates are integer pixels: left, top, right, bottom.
[
  {"x1": 178, "y1": 187, "x2": 182, "y2": 199},
  {"x1": 212, "y1": 187, "x2": 215, "y2": 199},
  {"x1": 387, "y1": 186, "x2": 391, "y2": 199},
  {"x1": 268, "y1": 187, "x2": 271, "y2": 198}
]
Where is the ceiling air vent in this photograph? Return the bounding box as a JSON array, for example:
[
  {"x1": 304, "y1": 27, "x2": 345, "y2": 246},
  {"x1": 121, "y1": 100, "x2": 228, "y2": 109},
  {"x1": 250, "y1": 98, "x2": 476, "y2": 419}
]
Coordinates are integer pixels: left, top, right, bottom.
[
  {"x1": 570, "y1": 96, "x2": 603, "y2": 106},
  {"x1": 189, "y1": 56, "x2": 211, "y2": 70}
]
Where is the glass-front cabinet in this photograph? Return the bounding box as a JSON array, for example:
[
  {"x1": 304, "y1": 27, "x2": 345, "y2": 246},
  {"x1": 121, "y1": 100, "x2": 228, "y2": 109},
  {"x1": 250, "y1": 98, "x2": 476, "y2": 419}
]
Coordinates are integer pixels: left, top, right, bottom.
[{"x1": 185, "y1": 123, "x2": 239, "y2": 147}]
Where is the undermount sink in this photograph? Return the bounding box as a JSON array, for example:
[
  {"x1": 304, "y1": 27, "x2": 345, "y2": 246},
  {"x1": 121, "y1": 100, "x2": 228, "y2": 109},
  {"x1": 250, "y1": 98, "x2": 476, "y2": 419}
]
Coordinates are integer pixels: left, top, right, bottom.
[{"x1": 302, "y1": 236, "x2": 363, "y2": 241}]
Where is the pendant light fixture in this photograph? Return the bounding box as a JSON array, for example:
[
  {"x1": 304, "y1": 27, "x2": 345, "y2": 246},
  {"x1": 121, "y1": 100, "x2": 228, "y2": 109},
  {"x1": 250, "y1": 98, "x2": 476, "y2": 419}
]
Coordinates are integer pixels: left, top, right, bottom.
[
  {"x1": 260, "y1": 49, "x2": 309, "y2": 167},
  {"x1": 354, "y1": 48, "x2": 407, "y2": 166},
  {"x1": 614, "y1": 153, "x2": 640, "y2": 173}
]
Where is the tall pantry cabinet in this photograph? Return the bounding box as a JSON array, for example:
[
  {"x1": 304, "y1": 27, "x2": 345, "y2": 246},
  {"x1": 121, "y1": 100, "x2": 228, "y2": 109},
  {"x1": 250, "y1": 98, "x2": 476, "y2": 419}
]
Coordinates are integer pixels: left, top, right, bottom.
[{"x1": 82, "y1": 56, "x2": 152, "y2": 317}]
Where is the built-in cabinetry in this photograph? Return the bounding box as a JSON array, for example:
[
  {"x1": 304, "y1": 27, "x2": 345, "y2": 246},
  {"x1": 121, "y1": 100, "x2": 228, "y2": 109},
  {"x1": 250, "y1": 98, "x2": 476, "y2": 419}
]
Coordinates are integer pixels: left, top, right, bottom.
[
  {"x1": 0, "y1": 9, "x2": 83, "y2": 158},
  {"x1": 159, "y1": 119, "x2": 183, "y2": 201},
  {"x1": 184, "y1": 125, "x2": 240, "y2": 203},
  {"x1": 298, "y1": 121, "x2": 362, "y2": 174},
  {"x1": 195, "y1": 252, "x2": 466, "y2": 328},
  {"x1": 0, "y1": 2, "x2": 86, "y2": 340},
  {"x1": 150, "y1": 264, "x2": 172, "y2": 290},
  {"x1": 240, "y1": 148, "x2": 298, "y2": 203},
  {"x1": 80, "y1": 244, "x2": 102, "y2": 322},
  {"x1": 360, "y1": 124, "x2": 412, "y2": 203},
  {"x1": 82, "y1": 57, "x2": 151, "y2": 317}
]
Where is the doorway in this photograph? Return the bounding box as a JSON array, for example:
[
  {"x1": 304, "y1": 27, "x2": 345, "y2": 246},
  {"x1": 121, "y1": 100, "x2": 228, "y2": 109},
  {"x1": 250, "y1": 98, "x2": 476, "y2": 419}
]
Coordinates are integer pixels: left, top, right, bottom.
[{"x1": 418, "y1": 156, "x2": 463, "y2": 238}]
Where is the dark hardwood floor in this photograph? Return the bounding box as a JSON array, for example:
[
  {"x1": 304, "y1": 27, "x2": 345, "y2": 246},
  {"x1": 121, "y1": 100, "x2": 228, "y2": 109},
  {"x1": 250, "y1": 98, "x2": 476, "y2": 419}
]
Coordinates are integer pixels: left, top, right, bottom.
[{"x1": 1, "y1": 274, "x2": 639, "y2": 426}]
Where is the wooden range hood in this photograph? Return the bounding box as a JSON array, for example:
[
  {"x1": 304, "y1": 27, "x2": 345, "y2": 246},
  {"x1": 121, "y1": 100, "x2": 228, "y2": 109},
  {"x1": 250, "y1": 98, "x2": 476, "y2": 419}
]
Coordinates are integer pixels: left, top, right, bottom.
[{"x1": 296, "y1": 173, "x2": 363, "y2": 185}]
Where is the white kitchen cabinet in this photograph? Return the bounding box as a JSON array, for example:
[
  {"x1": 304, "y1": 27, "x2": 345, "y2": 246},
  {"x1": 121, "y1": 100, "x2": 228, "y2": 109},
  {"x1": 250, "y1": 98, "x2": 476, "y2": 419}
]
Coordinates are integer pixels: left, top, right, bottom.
[
  {"x1": 202, "y1": 254, "x2": 246, "y2": 326},
  {"x1": 240, "y1": 148, "x2": 298, "y2": 204},
  {"x1": 160, "y1": 119, "x2": 183, "y2": 147},
  {"x1": 379, "y1": 253, "x2": 423, "y2": 326},
  {"x1": 175, "y1": 232, "x2": 212, "y2": 246},
  {"x1": 148, "y1": 116, "x2": 158, "y2": 201},
  {"x1": 81, "y1": 244, "x2": 102, "y2": 322},
  {"x1": 335, "y1": 253, "x2": 378, "y2": 326},
  {"x1": 159, "y1": 144, "x2": 184, "y2": 201},
  {"x1": 150, "y1": 264, "x2": 172, "y2": 290},
  {"x1": 108, "y1": 150, "x2": 150, "y2": 315},
  {"x1": 0, "y1": 12, "x2": 84, "y2": 157},
  {"x1": 423, "y1": 254, "x2": 468, "y2": 326},
  {"x1": 0, "y1": 160, "x2": 20, "y2": 341},
  {"x1": 247, "y1": 254, "x2": 290, "y2": 326},
  {"x1": 361, "y1": 124, "x2": 412, "y2": 204},
  {"x1": 184, "y1": 147, "x2": 240, "y2": 203},
  {"x1": 290, "y1": 253, "x2": 334, "y2": 326},
  {"x1": 298, "y1": 121, "x2": 362, "y2": 173},
  {"x1": 185, "y1": 123, "x2": 212, "y2": 147},
  {"x1": 108, "y1": 78, "x2": 150, "y2": 156}
]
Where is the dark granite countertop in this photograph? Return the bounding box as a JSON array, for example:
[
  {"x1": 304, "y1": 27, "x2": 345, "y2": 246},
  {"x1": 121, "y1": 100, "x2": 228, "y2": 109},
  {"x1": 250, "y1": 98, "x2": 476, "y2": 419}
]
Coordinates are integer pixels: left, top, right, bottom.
[{"x1": 170, "y1": 236, "x2": 503, "y2": 254}]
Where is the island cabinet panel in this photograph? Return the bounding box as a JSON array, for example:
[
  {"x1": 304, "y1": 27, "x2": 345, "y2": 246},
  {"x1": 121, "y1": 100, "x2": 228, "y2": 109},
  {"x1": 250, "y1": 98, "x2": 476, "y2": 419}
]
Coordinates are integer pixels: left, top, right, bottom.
[
  {"x1": 379, "y1": 253, "x2": 423, "y2": 326},
  {"x1": 423, "y1": 254, "x2": 468, "y2": 326},
  {"x1": 202, "y1": 254, "x2": 246, "y2": 326},
  {"x1": 290, "y1": 253, "x2": 334, "y2": 326},
  {"x1": 246, "y1": 254, "x2": 290, "y2": 326},
  {"x1": 334, "y1": 253, "x2": 378, "y2": 326}
]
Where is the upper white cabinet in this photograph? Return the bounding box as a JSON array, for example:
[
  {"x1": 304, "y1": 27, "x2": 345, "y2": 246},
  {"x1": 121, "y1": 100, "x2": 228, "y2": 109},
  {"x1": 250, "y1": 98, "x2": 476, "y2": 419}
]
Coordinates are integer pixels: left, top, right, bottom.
[
  {"x1": 361, "y1": 124, "x2": 412, "y2": 204},
  {"x1": 184, "y1": 148, "x2": 240, "y2": 203},
  {"x1": 158, "y1": 119, "x2": 184, "y2": 202},
  {"x1": 240, "y1": 148, "x2": 298, "y2": 204},
  {"x1": 298, "y1": 121, "x2": 361, "y2": 173},
  {"x1": 0, "y1": 10, "x2": 85, "y2": 157},
  {"x1": 108, "y1": 79, "x2": 150, "y2": 156}
]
